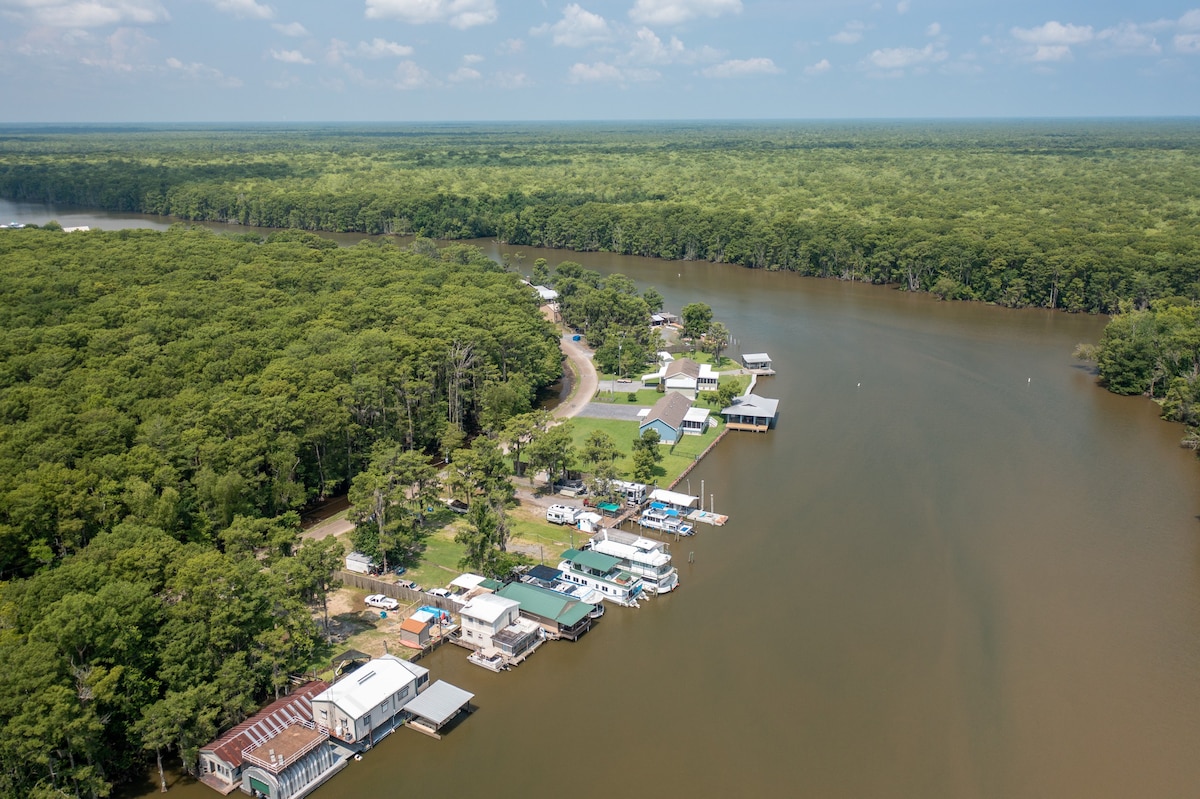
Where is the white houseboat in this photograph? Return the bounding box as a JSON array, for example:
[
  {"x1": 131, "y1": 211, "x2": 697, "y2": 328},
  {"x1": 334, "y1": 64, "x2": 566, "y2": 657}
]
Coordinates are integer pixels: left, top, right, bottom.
[
  {"x1": 638, "y1": 508, "x2": 694, "y2": 536},
  {"x1": 558, "y1": 548, "x2": 645, "y2": 606},
  {"x1": 586, "y1": 528, "x2": 679, "y2": 594}
]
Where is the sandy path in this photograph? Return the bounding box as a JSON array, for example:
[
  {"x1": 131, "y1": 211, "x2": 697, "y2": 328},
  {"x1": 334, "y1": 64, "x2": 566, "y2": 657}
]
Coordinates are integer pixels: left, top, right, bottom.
[{"x1": 553, "y1": 331, "x2": 599, "y2": 421}]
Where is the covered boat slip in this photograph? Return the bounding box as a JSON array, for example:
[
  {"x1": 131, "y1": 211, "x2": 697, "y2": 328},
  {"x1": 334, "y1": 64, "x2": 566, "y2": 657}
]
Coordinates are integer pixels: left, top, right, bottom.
[{"x1": 404, "y1": 681, "x2": 475, "y2": 739}]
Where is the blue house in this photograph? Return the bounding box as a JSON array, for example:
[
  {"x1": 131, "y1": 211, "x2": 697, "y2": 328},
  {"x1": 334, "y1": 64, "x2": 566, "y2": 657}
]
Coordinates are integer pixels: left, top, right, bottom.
[{"x1": 638, "y1": 392, "x2": 694, "y2": 444}]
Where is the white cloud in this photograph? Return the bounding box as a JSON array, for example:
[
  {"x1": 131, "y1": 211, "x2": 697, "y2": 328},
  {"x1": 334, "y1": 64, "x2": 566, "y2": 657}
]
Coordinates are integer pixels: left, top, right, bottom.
[
  {"x1": 896, "y1": 0, "x2": 909, "y2": 13},
  {"x1": 1096, "y1": 23, "x2": 1159, "y2": 55},
  {"x1": 79, "y1": 26, "x2": 154, "y2": 72},
  {"x1": 393, "y1": 60, "x2": 434, "y2": 88},
  {"x1": 531, "y1": 4, "x2": 611, "y2": 47},
  {"x1": 926, "y1": 22, "x2": 940, "y2": 36},
  {"x1": 629, "y1": 0, "x2": 741, "y2": 27},
  {"x1": 449, "y1": 66, "x2": 481, "y2": 81},
  {"x1": 5, "y1": 0, "x2": 168, "y2": 28},
  {"x1": 273, "y1": 22, "x2": 308, "y2": 36},
  {"x1": 270, "y1": 49, "x2": 311, "y2": 64},
  {"x1": 804, "y1": 58, "x2": 831, "y2": 75},
  {"x1": 492, "y1": 70, "x2": 531, "y2": 88},
  {"x1": 867, "y1": 42, "x2": 946, "y2": 70},
  {"x1": 701, "y1": 57, "x2": 781, "y2": 77},
  {"x1": 463, "y1": 53, "x2": 483, "y2": 64},
  {"x1": 831, "y1": 21, "x2": 864, "y2": 45},
  {"x1": 1179, "y1": 9, "x2": 1200, "y2": 29},
  {"x1": 1176, "y1": 33, "x2": 1200, "y2": 52},
  {"x1": 211, "y1": 0, "x2": 272, "y2": 20},
  {"x1": 365, "y1": 0, "x2": 497, "y2": 29},
  {"x1": 166, "y1": 56, "x2": 242, "y2": 87},
  {"x1": 568, "y1": 60, "x2": 659, "y2": 82},
  {"x1": 497, "y1": 38, "x2": 524, "y2": 55},
  {"x1": 627, "y1": 27, "x2": 686, "y2": 63},
  {"x1": 1010, "y1": 20, "x2": 1094, "y2": 61},
  {"x1": 356, "y1": 38, "x2": 414, "y2": 58}
]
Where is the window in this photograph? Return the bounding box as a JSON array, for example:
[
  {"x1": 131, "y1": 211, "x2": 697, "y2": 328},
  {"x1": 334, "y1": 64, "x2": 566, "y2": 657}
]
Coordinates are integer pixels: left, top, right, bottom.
[{"x1": 399, "y1": 686, "x2": 409, "y2": 699}]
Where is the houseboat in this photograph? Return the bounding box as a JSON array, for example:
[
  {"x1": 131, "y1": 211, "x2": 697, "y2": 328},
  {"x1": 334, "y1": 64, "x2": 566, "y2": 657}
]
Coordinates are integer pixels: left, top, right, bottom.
[
  {"x1": 558, "y1": 549, "x2": 645, "y2": 606},
  {"x1": 586, "y1": 528, "x2": 679, "y2": 594},
  {"x1": 638, "y1": 508, "x2": 694, "y2": 537}
]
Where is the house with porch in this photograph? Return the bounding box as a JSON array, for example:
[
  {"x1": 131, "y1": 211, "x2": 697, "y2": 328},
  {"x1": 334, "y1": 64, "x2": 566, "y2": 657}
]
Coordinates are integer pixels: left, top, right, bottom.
[
  {"x1": 641, "y1": 357, "x2": 719, "y2": 398},
  {"x1": 198, "y1": 681, "x2": 336, "y2": 798},
  {"x1": 720, "y1": 393, "x2": 779, "y2": 432},
  {"x1": 638, "y1": 392, "x2": 709, "y2": 444},
  {"x1": 460, "y1": 593, "x2": 545, "y2": 669},
  {"x1": 310, "y1": 655, "x2": 429, "y2": 747}
]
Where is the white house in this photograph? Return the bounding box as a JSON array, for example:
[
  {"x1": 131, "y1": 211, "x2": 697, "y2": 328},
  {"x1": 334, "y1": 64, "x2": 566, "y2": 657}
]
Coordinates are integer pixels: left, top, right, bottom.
[
  {"x1": 311, "y1": 655, "x2": 429, "y2": 746},
  {"x1": 460, "y1": 593, "x2": 544, "y2": 668},
  {"x1": 641, "y1": 357, "x2": 718, "y2": 398}
]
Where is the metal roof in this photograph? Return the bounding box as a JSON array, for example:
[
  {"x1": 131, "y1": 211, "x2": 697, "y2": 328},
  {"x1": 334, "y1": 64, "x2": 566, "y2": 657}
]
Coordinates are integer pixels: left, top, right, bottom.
[
  {"x1": 742, "y1": 352, "x2": 771, "y2": 362},
  {"x1": 562, "y1": 547, "x2": 620, "y2": 572},
  {"x1": 649, "y1": 488, "x2": 700, "y2": 508},
  {"x1": 201, "y1": 681, "x2": 329, "y2": 768},
  {"x1": 404, "y1": 681, "x2": 474, "y2": 727},
  {"x1": 460, "y1": 593, "x2": 520, "y2": 624},
  {"x1": 313, "y1": 655, "x2": 428, "y2": 719},
  {"x1": 721, "y1": 393, "x2": 779, "y2": 417},
  {"x1": 496, "y1": 582, "x2": 594, "y2": 626}
]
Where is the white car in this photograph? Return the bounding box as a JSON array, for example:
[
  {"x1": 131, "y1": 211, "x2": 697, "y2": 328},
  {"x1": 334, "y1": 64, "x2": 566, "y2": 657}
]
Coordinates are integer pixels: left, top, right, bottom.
[
  {"x1": 426, "y1": 588, "x2": 452, "y2": 599},
  {"x1": 365, "y1": 594, "x2": 399, "y2": 611}
]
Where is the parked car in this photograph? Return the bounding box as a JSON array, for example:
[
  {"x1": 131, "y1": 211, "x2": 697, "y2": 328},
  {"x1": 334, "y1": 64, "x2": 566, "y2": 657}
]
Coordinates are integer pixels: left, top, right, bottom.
[
  {"x1": 426, "y1": 588, "x2": 452, "y2": 599},
  {"x1": 365, "y1": 594, "x2": 399, "y2": 611},
  {"x1": 397, "y1": 579, "x2": 422, "y2": 591}
]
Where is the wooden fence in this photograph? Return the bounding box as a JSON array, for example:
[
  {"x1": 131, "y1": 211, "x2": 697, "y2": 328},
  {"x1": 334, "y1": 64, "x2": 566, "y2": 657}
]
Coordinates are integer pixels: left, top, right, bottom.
[{"x1": 334, "y1": 571, "x2": 455, "y2": 612}]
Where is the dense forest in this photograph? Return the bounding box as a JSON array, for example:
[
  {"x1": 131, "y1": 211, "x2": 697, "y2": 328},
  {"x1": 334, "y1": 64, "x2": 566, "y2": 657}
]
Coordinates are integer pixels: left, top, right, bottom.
[
  {"x1": 0, "y1": 226, "x2": 559, "y2": 797},
  {"x1": 2, "y1": 121, "x2": 1199, "y2": 313}
]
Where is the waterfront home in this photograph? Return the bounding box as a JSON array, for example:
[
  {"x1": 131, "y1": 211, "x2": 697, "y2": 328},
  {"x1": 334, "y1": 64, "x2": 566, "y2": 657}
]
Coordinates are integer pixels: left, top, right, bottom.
[
  {"x1": 588, "y1": 527, "x2": 679, "y2": 594},
  {"x1": 496, "y1": 580, "x2": 597, "y2": 640},
  {"x1": 641, "y1": 357, "x2": 718, "y2": 398},
  {"x1": 720, "y1": 393, "x2": 780, "y2": 432},
  {"x1": 448, "y1": 572, "x2": 499, "y2": 605},
  {"x1": 198, "y1": 681, "x2": 334, "y2": 798},
  {"x1": 399, "y1": 610, "x2": 435, "y2": 648},
  {"x1": 638, "y1": 391, "x2": 710, "y2": 441},
  {"x1": 558, "y1": 548, "x2": 645, "y2": 606},
  {"x1": 460, "y1": 593, "x2": 545, "y2": 669},
  {"x1": 311, "y1": 655, "x2": 429, "y2": 746}
]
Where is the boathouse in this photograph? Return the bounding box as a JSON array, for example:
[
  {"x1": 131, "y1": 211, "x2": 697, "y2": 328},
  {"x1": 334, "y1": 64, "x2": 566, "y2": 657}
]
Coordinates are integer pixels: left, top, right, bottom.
[
  {"x1": 311, "y1": 655, "x2": 429, "y2": 746},
  {"x1": 404, "y1": 681, "x2": 475, "y2": 739},
  {"x1": 198, "y1": 681, "x2": 335, "y2": 798},
  {"x1": 741, "y1": 352, "x2": 774, "y2": 373},
  {"x1": 496, "y1": 581, "x2": 597, "y2": 640},
  {"x1": 720, "y1": 393, "x2": 779, "y2": 432}
]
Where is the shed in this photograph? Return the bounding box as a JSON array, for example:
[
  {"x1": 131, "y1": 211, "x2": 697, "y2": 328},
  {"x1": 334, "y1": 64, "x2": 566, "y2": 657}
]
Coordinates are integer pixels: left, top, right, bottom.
[
  {"x1": 400, "y1": 610, "x2": 435, "y2": 648},
  {"x1": 344, "y1": 551, "x2": 375, "y2": 574}
]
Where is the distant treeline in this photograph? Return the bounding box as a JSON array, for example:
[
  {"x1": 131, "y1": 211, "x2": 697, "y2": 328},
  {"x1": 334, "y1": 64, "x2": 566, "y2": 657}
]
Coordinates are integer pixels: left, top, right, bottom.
[{"x1": 2, "y1": 120, "x2": 1199, "y2": 314}]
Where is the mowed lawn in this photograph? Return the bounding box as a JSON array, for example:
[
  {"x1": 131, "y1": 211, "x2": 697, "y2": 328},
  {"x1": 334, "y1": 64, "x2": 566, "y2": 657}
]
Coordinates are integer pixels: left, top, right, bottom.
[{"x1": 560, "y1": 415, "x2": 724, "y2": 488}]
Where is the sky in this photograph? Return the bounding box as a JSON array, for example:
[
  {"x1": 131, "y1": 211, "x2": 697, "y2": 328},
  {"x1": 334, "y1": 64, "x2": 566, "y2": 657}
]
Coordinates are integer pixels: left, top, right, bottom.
[{"x1": 0, "y1": 0, "x2": 1198, "y2": 122}]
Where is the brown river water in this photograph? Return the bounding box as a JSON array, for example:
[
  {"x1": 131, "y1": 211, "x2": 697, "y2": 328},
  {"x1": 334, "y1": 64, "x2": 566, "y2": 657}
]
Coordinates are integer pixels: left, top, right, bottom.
[{"x1": 5, "y1": 202, "x2": 1199, "y2": 798}]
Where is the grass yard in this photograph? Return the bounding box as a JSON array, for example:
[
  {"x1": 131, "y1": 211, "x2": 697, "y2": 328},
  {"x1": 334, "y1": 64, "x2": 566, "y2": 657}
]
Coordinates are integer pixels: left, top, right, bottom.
[{"x1": 563, "y1": 415, "x2": 725, "y2": 488}]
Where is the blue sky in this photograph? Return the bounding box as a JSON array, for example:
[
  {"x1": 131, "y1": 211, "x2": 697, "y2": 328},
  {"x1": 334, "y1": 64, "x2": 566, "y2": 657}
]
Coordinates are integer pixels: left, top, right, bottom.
[{"x1": 0, "y1": 0, "x2": 1197, "y2": 122}]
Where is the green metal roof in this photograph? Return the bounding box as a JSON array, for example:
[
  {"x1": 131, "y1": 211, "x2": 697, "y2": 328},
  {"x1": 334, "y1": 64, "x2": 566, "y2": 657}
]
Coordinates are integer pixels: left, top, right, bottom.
[
  {"x1": 496, "y1": 582, "x2": 593, "y2": 626},
  {"x1": 479, "y1": 578, "x2": 504, "y2": 591},
  {"x1": 562, "y1": 548, "x2": 620, "y2": 572}
]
